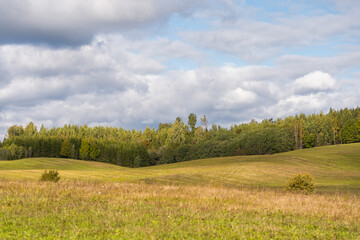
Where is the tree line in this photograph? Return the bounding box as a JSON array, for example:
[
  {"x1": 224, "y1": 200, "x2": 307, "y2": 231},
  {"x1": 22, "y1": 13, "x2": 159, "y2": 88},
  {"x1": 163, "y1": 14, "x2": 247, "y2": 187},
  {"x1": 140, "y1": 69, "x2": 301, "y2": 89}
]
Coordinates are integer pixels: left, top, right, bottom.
[{"x1": 0, "y1": 107, "x2": 359, "y2": 167}]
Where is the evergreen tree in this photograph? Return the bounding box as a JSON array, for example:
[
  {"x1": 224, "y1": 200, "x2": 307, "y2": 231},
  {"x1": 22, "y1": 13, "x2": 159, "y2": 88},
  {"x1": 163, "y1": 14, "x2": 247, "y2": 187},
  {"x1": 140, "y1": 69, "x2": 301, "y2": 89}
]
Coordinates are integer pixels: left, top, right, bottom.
[
  {"x1": 79, "y1": 138, "x2": 90, "y2": 160},
  {"x1": 2, "y1": 107, "x2": 360, "y2": 166},
  {"x1": 70, "y1": 144, "x2": 77, "y2": 159},
  {"x1": 24, "y1": 122, "x2": 37, "y2": 136},
  {"x1": 60, "y1": 139, "x2": 72, "y2": 158},
  {"x1": 89, "y1": 141, "x2": 100, "y2": 160},
  {"x1": 188, "y1": 113, "x2": 197, "y2": 133},
  {"x1": 341, "y1": 119, "x2": 360, "y2": 143}
]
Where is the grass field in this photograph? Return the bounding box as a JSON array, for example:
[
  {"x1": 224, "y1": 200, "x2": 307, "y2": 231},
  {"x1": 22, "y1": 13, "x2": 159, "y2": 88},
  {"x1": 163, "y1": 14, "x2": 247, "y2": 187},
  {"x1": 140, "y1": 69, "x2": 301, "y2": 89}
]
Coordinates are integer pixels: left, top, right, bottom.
[
  {"x1": 1, "y1": 143, "x2": 360, "y2": 192},
  {"x1": 1, "y1": 143, "x2": 360, "y2": 239}
]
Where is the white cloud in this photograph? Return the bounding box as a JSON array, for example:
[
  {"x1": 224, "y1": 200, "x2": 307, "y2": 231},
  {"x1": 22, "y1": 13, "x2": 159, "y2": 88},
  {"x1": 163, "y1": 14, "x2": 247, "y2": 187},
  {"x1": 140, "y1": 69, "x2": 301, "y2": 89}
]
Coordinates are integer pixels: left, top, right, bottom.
[
  {"x1": 215, "y1": 88, "x2": 257, "y2": 110},
  {"x1": 0, "y1": 1, "x2": 360, "y2": 141},
  {"x1": 0, "y1": 0, "x2": 204, "y2": 45},
  {"x1": 264, "y1": 93, "x2": 327, "y2": 119},
  {"x1": 0, "y1": 36, "x2": 174, "y2": 107},
  {"x1": 293, "y1": 71, "x2": 336, "y2": 94},
  {"x1": 0, "y1": 77, "x2": 67, "y2": 106},
  {"x1": 182, "y1": 3, "x2": 360, "y2": 62},
  {"x1": 0, "y1": 39, "x2": 357, "y2": 137},
  {"x1": 0, "y1": 55, "x2": 359, "y2": 140}
]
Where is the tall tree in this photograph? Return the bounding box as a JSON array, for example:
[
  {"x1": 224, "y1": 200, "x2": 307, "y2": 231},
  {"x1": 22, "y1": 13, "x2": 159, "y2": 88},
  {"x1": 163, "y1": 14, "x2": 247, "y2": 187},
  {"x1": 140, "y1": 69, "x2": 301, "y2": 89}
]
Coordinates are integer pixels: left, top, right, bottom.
[
  {"x1": 79, "y1": 138, "x2": 90, "y2": 160},
  {"x1": 142, "y1": 126, "x2": 154, "y2": 149},
  {"x1": 200, "y1": 115, "x2": 208, "y2": 131},
  {"x1": 60, "y1": 139, "x2": 72, "y2": 158},
  {"x1": 166, "y1": 120, "x2": 186, "y2": 148},
  {"x1": 341, "y1": 119, "x2": 360, "y2": 143},
  {"x1": 24, "y1": 122, "x2": 37, "y2": 136},
  {"x1": 188, "y1": 113, "x2": 197, "y2": 133},
  {"x1": 89, "y1": 140, "x2": 100, "y2": 160},
  {"x1": 7, "y1": 125, "x2": 24, "y2": 138}
]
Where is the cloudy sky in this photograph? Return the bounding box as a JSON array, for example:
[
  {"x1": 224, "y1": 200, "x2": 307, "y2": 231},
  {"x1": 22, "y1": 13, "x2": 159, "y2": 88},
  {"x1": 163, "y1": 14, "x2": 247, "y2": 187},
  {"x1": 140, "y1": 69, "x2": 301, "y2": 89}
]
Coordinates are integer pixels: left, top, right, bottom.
[{"x1": 0, "y1": 0, "x2": 360, "y2": 139}]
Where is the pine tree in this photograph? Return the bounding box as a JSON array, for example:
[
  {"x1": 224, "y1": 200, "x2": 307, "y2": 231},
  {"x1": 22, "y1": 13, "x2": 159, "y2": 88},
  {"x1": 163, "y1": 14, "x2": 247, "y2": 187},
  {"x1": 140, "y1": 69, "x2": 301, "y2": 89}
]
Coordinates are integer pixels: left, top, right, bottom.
[
  {"x1": 60, "y1": 139, "x2": 72, "y2": 158},
  {"x1": 79, "y1": 138, "x2": 90, "y2": 160}
]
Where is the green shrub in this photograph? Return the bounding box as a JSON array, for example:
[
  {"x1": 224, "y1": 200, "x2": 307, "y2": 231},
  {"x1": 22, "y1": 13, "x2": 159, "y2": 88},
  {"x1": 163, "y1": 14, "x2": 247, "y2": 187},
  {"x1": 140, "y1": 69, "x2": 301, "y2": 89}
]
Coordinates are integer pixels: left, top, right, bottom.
[
  {"x1": 285, "y1": 174, "x2": 315, "y2": 193},
  {"x1": 40, "y1": 170, "x2": 60, "y2": 182}
]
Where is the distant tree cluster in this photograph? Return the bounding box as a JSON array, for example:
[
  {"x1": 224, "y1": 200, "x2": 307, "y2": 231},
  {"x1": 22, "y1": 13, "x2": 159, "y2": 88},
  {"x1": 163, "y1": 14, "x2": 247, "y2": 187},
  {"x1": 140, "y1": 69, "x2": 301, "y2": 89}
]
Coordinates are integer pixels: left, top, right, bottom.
[{"x1": 0, "y1": 107, "x2": 359, "y2": 167}]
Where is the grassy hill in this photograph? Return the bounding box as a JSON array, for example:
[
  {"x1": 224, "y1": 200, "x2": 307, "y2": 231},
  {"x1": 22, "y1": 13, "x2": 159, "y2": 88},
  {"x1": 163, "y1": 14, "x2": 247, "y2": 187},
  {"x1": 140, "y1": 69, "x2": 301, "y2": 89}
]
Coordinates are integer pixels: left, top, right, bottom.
[
  {"x1": 1, "y1": 143, "x2": 360, "y2": 192},
  {"x1": 1, "y1": 143, "x2": 360, "y2": 239}
]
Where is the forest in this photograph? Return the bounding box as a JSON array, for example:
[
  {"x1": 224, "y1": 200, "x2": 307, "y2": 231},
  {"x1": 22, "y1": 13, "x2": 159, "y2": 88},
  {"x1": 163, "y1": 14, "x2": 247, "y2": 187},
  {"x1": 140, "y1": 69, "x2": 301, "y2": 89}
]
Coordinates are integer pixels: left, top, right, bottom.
[{"x1": 0, "y1": 107, "x2": 359, "y2": 167}]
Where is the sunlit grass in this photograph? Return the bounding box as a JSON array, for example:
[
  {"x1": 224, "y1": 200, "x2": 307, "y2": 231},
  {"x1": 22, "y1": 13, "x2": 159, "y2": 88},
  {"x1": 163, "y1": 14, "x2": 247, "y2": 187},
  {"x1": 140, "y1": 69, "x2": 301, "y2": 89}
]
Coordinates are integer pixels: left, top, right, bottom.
[
  {"x1": 1, "y1": 143, "x2": 360, "y2": 192},
  {"x1": 1, "y1": 180, "x2": 359, "y2": 239},
  {"x1": 1, "y1": 143, "x2": 360, "y2": 238}
]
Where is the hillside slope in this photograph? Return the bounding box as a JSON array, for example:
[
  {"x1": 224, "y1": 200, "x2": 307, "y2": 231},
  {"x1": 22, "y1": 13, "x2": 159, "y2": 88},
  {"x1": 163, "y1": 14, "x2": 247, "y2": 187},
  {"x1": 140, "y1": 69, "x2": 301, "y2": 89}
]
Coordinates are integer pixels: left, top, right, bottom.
[{"x1": 1, "y1": 143, "x2": 359, "y2": 192}]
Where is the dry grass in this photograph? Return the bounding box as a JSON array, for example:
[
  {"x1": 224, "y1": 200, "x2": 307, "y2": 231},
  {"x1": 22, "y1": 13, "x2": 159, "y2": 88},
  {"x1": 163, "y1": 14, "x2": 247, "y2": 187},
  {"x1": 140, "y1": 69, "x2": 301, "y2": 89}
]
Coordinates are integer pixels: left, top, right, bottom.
[
  {"x1": 1, "y1": 143, "x2": 360, "y2": 238},
  {"x1": 1, "y1": 180, "x2": 359, "y2": 239}
]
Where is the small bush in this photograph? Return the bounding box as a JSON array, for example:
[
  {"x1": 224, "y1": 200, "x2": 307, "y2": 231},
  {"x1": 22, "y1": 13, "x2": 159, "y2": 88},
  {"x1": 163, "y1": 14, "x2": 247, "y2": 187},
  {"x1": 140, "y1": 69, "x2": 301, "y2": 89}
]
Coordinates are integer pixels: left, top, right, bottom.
[
  {"x1": 40, "y1": 170, "x2": 60, "y2": 182},
  {"x1": 285, "y1": 174, "x2": 315, "y2": 193}
]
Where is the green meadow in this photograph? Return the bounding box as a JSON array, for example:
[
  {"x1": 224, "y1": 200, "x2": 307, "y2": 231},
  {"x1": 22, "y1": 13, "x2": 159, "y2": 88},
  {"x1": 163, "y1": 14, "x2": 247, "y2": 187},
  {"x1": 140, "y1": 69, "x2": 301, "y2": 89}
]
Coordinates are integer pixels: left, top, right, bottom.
[{"x1": 1, "y1": 143, "x2": 360, "y2": 239}]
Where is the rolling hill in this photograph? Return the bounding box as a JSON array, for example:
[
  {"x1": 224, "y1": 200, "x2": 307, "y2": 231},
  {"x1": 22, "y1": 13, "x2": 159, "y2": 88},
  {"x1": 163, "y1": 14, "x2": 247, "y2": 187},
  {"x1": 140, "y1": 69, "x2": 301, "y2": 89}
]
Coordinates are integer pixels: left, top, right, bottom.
[
  {"x1": 1, "y1": 143, "x2": 359, "y2": 192},
  {"x1": 1, "y1": 143, "x2": 360, "y2": 239}
]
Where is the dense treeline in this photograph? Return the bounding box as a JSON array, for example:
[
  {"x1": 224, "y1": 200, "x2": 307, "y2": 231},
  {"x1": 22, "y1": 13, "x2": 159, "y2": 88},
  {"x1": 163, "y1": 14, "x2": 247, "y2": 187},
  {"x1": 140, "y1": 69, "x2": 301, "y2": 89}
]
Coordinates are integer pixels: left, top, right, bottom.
[{"x1": 0, "y1": 107, "x2": 359, "y2": 167}]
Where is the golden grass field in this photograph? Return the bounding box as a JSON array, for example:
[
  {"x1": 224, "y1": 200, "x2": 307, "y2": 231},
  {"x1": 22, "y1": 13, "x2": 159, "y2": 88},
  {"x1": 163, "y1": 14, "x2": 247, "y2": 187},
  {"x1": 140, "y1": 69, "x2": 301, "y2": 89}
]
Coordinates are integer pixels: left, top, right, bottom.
[{"x1": 1, "y1": 143, "x2": 360, "y2": 239}]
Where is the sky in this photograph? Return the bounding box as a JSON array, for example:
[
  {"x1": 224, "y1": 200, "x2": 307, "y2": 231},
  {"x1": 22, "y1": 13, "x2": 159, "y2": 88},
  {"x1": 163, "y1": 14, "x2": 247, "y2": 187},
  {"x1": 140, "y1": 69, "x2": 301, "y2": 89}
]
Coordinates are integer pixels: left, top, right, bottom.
[{"x1": 0, "y1": 0, "x2": 360, "y2": 139}]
